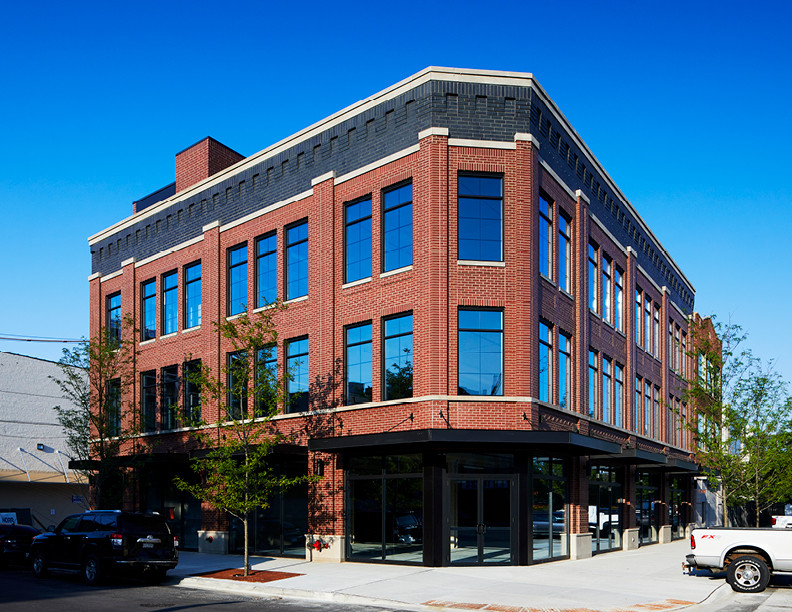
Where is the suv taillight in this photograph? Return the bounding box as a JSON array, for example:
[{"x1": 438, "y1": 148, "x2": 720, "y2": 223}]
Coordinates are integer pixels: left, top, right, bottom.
[
  {"x1": 690, "y1": 533, "x2": 696, "y2": 550},
  {"x1": 111, "y1": 533, "x2": 123, "y2": 547},
  {"x1": 772, "y1": 517, "x2": 777, "y2": 526},
  {"x1": 173, "y1": 535, "x2": 179, "y2": 548}
]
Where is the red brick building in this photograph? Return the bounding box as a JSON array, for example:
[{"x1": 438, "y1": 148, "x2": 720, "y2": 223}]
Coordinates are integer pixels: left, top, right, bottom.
[{"x1": 88, "y1": 67, "x2": 702, "y2": 566}]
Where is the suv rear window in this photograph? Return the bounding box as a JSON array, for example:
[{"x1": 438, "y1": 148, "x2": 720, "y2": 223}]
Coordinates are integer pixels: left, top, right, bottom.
[{"x1": 119, "y1": 515, "x2": 170, "y2": 533}]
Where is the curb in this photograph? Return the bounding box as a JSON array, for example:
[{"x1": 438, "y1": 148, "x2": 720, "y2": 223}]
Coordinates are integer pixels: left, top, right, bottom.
[{"x1": 175, "y1": 575, "x2": 442, "y2": 611}]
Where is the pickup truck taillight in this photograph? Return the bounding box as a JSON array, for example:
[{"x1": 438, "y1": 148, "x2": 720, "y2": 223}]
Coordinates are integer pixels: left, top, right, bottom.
[
  {"x1": 772, "y1": 517, "x2": 777, "y2": 526},
  {"x1": 690, "y1": 533, "x2": 696, "y2": 549},
  {"x1": 111, "y1": 533, "x2": 123, "y2": 547}
]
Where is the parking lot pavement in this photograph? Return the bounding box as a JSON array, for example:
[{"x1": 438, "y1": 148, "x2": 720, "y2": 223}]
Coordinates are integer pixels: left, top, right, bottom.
[{"x1": 172, "y1": 540, "x2": 735, "y2": 611}]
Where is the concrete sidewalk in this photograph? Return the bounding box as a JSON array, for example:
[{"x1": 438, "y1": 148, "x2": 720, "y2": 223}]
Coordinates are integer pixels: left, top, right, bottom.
[{"x1": 170, "y1": 539, "x2": 734, "y2": 612}]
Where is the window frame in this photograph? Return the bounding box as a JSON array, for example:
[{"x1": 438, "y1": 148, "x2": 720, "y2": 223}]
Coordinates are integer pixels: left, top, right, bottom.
[
  {"x1": 160, "y1": 364, "x2": 179, "y2": 430},
  {"x1": 457, "y1": 308, "x2": 504, "y2": 396},
  {"x1": 184, "y1": 261, "x2": 202, "y2": 329},
  {"x1": 457, "y1": 173, "x2": 504, "y2": 262},
  {"x1": 538, "y1": 193, "x2": 553, "y2": 280},
  {"x1": 183, "y1": 359, "x2": 201, "y2": 425},
  {"x1": 285, "y1": 219, "x2": 309, "y2": 301},
  {"x1": 588, "y1": 349, "x2": 599, "y2": 418},
  {"x1": 161, "y1": 270, "x2": 178, "y2": 336},
  {"x1": 285, "y1": 336, "x2": 309, "y2": 413},
  {"x1": 344, "y1": 196, "x2": 373, "y2": 283},
  {"x1": 227, "y1": 243, "x2": 248, "y2": 316},
  {"x1": 141, "y1": 279, "x2": 156, "y2": 341},
  {"x1": 382, "y1": 312, "x2": 413, "y2": 401},
  {"x1": 345, "y1": 321, "x2": 373, "y2": 406},
  {"x1": 614, "y1": 266, "x2": 624, "y2": 332},
  {"x1": 588, "y1": 243, "x2": 599, "y2": 313},
  {"x1": 538, "y1": 320, "x2": 553, "y2": 402},
  {"x1": 255, "y1": 232, "x2": 277, "y2": 308},
  {"x1": 558, "y1": 211, "x2": 571, "y2": 293},
  {"x1": 381, "y1": 180, "x2": 413, "y2": 273},
  {"x1": 558, "y1": 331, "x2": 572, "y2": 410},
  {"x1": 107, "y1": 292, "x2": 121, "y2": 344}
]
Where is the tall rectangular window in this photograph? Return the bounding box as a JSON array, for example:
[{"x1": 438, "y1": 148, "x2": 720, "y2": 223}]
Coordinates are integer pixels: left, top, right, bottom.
[
  {"x1": 184, "y1": 262, "x2": 201, "y2": 329},
  {"x1": 228, "y1": 244, "x2": 248, "y2": 316},
  {"x1": 108, "y1": 378, "x2": 121, "y2": 437},
  {"x1": 383, "y1": 313, "x2": 413, "y2": 400},
  {"x1": 162, "y1": 271, "x2": 178, "y2": 335},
  {"x1": 558, "y1": 213, "x2": 571, "y2": 292},
  {"x1": 107, "y1": 293, "x2": 121, "y2": 344},
  {"x1": 345, "y1": 198, "x2": 372, "y2": 283},
  {"x1": 141, "y1": 370, "x2": 157, "y2": 432},
  {"x1": 142, "y1": 279, "x2": 156, "y2": 341},
  {"x1": 538, "y1": 321, "x2": 552, "y2": 402},
  {"x1": 588, "y1": 243, "x2": 598, "y2": 313},
  {"x1": 183, "y1": 359, "x2": 201, "y2": 425},
  {"x1": 653, "y1": 386, "x2": 661, "y2": 440},
  {"x1": 383, "y1": 182, "x2": 413, "y2": 272},
  {"x1": 588, "y1": 349, "x2": 599, "y2": 418},
  {"x1": 635, "y1": 376, "x2": 642, "y2": 434},
  {"x1": 227, "y1": 351, "x2": 248, "y2": 420},
  {"x1": 635, "y1": 289, "x2": 642, "y2": 346},
  {"x1": 458, "y1": 309, "x2": 503, "y2": 395},
  {"x1": 458, "y1": 175, "x2": 503, "y2": 261},
  {"x1": 644, "y1": 380, "x2": 652, "y2": 436},
  {"x1": 161, "y1": 365, "x2": 178, "y2": 430},
  {"x1": 538, "y1": 194, "x2": 552, "y2": 279},
  {"x1": 558, "y1": 332, "x2": 571, "y2": 409},
  {"x1": 614, "y1": 364, "x2": 624, "y2": 428},
  {"x1": 286, "y1": 221, "x2": 308, "y2": 300},
  {"x1": 346, "y1": 323, "x2": 373, "y2": 405},
  {"x1": 614, "y1": 267, "x2": 624, "y2": 331},
  {"x1": 256, "y1": 345, "x2": 277, "y2": 417},
  {"x1": 675, "y1": 325, "x2": 682, "y2": 373},
  {"x1": 602, "y1": 256, "x2": 612, "y2": 323},
  {"x1": 602, "y1": 356, "x2": 612, "y2": 423},
  {"x1": 286, "y1": 337, "x2": 309, "y2": 413},
  {"x1": 653, "y1": 305, "x2": 660, "y2": 357},
  {"x1": 256, "y1": 233, "x2": 277, "y2": 307},
  {"x1": 681, "y1": 332, "x2": 688, "y2": 377},
  {"x1": 644, "y1": 296, "x2": 652, "y2": 353}
]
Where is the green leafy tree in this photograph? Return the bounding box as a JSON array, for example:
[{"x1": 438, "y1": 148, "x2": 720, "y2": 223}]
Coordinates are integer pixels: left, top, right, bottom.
[
  {"x1": 174, "y1": 304, "x2": 315, "y2": 575},
  {"x1": 688, "y1": 318, "x2": 792, "y2": 526},
  {"x1": 51, "y1": 317, "x2": 137, "y2": 509}
]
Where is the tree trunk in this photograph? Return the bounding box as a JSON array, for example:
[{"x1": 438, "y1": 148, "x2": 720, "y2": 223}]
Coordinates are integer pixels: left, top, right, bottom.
[{"x1": 243, "y1": 510, "x2": 250, "y2": 576}]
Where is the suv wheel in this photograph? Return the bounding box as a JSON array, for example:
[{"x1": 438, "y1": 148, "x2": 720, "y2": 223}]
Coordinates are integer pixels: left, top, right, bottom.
[
  {"x1": 82, "y1": 554, "x2": 104, "y2": 586},
  {"x1": 31, "y1": 549, "x2": 48, "y2": 578}
]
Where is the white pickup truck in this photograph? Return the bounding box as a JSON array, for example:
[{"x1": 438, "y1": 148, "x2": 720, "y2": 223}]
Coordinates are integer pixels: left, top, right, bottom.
[
  {"x1": 685, "y1": 527, "x2": 792, "y2": 592},
  {"x1": 771, "y1": 515, "x2": 792, "y2": 529}
]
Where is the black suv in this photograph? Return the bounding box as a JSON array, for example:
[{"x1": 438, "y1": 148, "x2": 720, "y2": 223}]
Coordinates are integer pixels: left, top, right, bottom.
[{"x1": 30, "y1": 510, "x2": 178, "y2": 585}]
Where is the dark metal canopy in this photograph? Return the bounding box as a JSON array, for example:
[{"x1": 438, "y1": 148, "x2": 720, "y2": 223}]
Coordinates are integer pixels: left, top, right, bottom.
[
  {"x1": 308, "y1": 428, "x2": 621, "y2": 455},
  {"x1": 591, "y1": 447, "x2": 668, "y2": 467}
]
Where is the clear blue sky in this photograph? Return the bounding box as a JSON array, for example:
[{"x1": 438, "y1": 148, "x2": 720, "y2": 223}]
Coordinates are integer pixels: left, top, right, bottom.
[{"x1": 1, "y1": 0, "x2": 790, "y2": 383}]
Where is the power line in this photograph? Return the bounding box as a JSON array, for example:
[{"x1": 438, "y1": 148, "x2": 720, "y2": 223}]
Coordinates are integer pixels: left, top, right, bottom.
[{"x1": 0, "y1": 333, "x2": 83, "y2": 343}]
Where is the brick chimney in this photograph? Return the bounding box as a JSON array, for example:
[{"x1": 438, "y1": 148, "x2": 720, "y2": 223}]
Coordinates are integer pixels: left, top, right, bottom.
[{"x1": 175, "y1": 137, "x2": 245, "y2": 193}]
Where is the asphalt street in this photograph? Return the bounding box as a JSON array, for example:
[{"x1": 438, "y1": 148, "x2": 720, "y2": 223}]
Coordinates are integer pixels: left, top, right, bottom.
[{"x1": 0, "y1": 566, "x2": 412, "y2": 612}]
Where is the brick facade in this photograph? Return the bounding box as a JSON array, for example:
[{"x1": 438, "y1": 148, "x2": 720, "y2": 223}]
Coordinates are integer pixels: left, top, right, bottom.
[{"x1": 88, "y1": 68, "x2": 703, "y2": 565}]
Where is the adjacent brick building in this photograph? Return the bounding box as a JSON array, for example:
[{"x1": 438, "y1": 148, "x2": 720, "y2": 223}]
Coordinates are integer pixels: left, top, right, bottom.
[{"x1": 88, "y1": 67, "x2": 704, "y2": 565}]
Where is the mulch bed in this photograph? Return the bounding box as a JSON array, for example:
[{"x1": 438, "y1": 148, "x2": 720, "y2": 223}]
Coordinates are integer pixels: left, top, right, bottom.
[{"x1": 194, "y1": 568, "x2": 304, "y2": 583}]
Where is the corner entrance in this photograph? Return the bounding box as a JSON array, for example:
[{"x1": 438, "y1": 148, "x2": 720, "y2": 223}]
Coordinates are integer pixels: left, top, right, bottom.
[{"x1": 447, "y1": 476, "x2": 515, "y2": 565}]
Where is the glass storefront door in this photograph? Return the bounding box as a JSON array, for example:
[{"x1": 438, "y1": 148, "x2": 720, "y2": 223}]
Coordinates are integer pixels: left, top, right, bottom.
[
  {"x1": 669, "y1": 477, "x2": 688, "y2": 540},
  {"x1": 448, "y1": 477, "x2": 514, "y2": 565},
  {"x1": 589, "y1": 465, "x2": 622, "y2": 554},
  {"x1": 636, "y1": 472, "x2": 659, "y2": 545}
]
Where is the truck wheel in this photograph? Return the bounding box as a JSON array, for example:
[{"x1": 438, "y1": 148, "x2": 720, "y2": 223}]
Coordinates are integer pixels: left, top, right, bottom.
[
  {"x1": 82, "y1": 554, "x2": 104, "y2": 586},
  {"x1": 727, "y1": 555, "x2": 770, "y2": 593},
  {"x1": 31, "y1": 550, "x2": 48, "y2": 578}
]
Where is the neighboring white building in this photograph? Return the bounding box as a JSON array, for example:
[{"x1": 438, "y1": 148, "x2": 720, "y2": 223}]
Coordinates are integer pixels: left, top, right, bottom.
[{"x1": 0, "y1": 352, "x2": 89, "y2": 529}]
